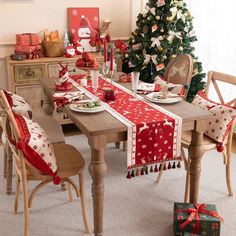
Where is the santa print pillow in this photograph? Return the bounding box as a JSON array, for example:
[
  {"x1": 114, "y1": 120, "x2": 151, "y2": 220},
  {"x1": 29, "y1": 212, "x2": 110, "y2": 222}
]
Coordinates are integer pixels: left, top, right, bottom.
[
  {"x1": 14, "y1": 113, "x2": 61, "y2": 184},
  {"x1": 3, "y1": 90, "x2": 33, "y2": 119},
  {"x1": 192, "y1": 91, "x2": 236, "y2": 145}
]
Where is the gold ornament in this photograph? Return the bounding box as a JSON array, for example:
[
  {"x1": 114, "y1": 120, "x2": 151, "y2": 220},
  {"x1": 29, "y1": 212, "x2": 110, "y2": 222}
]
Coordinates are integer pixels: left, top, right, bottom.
[
  {"x1": 156, "y1": 15, "x2": 160, "y2": 20},
  {"x1": 125, "y1": 54, "x2": 129, "y2": 58},
  {"x1": 171, "y1": 54, "x2": 176, "y2": 58},
  {"x1": 179, "y1": 46, "x2": 183, "y2": 51},
  {"x1": 158, "y1": 47, "x2": 163, "y2": 52},
  {"x1": 160, "y1": 28, "x2": 164, "y2": 32}
]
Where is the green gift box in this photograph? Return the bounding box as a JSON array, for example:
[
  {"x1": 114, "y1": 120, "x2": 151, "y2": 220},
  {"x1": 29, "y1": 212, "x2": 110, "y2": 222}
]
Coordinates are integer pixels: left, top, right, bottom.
[{"x1": 174, "y1": 202, "x2": 223, "y2": 236}]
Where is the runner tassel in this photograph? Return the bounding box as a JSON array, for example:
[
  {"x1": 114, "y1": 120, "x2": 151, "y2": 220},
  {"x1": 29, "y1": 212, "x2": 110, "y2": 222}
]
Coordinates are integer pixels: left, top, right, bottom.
[
  {"x1": 154, "y1": 164, "x2": 159, "y2": 172},
  {"x1": 126, "y1": 171, "x2": 132, "y2": 179},
  {"x1": 163, "y1": 163, "x2": 167, "y2": 170},
  {"x1": 141, "y1": 167, "x2": 145, "y2": 175},
  {"x1": 172, "y1": 162, "x2": 176, "y2": 169},
  {"x1": 136, "y1": 169, "x2": 141, "y2": 176},
  {"x1": 131, "y1": 169, "x2": 135, "y2": 177},
  {"x1": 177, "y1": 161, "x2": 181, "y2": 168},
  {"x1": 145, "y1": 166, "x2": 149, "y2": 174},
  {"x1": 150, "y1": 165, "x2": 154, "y2": 173}
]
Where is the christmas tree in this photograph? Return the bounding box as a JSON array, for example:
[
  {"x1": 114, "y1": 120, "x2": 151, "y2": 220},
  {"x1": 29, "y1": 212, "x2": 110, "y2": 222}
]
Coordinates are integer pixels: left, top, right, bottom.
[{"x1": 123, "y1": 0, "x2": 205, "y2": 102}]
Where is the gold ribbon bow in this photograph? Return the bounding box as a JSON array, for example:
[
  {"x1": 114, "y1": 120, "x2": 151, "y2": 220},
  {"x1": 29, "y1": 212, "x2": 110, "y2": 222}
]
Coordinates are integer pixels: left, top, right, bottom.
[
  {"x1": 144, "y1": 54, "x2": 158, "y2": 65},
  {"x1": 167, "y1": 30, "x2": 182, "y2": 42},
  {"x1": 151, "y1": 36, "x2": 163, "y2": 48}
]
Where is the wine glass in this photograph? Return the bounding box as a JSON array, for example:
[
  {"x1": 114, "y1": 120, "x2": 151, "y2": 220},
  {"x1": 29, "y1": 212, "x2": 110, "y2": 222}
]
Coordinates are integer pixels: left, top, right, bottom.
[
  {"x1": 91, "y1": 70, "x2": 99, "y2": 96},
  {"x1": 131, "y1": 71, "x2": 140, "y2": 100},
  {"x1": 102, "y1": 62, "x2": 109, "y2": 86}
]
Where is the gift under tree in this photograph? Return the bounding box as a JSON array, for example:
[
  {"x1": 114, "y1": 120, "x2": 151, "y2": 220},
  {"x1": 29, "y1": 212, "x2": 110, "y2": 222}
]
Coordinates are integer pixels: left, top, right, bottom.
[{"x1": 124, "y1": 0, "x2": 205, "y2": 102}]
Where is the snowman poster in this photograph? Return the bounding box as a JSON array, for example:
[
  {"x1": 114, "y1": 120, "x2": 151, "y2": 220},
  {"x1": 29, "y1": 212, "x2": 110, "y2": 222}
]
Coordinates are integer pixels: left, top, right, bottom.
[{"x1": 68, "y1": 8, "x2": 100, "y2": 52}]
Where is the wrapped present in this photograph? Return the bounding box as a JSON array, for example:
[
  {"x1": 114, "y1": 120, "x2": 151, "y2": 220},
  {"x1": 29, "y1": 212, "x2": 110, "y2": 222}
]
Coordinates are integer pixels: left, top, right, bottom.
[
  {"x1": 119, "y1": 73, "x2": 132, "y2": 83},
  {"x1": 16, "y1": 33, "x2": 40, "y2": 46},
  {"x1": 174, "y1": 203, "x2": 223, "y2": 236},
  {"x1": 15, "y1": 45, "x2": 37, "y2": 53}
]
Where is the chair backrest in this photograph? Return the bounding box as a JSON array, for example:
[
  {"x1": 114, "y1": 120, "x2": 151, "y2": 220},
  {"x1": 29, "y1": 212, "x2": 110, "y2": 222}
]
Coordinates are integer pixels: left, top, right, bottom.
[
  {"x1": 0, "y1": 90, "x2": 45, "y2": 180},
  {"x1": 164, "y1": 54, "x2": 194, "y2": 99},
  {"x1": 206, "y1": 71, "x2": 236, "y2": 107},
  {"x1": 206, "y1": 71, "x2": 236, "y2": 145}
]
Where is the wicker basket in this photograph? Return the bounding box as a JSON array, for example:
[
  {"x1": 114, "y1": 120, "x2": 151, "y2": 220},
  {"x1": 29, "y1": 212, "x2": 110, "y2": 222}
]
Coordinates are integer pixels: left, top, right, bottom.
[{"x1": 42, "y1": 40, "x2": 64, "y2": 57}]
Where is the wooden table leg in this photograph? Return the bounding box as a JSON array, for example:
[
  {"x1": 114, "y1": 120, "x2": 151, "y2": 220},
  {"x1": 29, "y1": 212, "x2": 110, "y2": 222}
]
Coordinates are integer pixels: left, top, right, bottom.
[
  {"x1": 6, "y1": 142, "x2": 13, "y2": 195},
  {"x1": 188, "y1": 130, "x2": 205, "y2": 203},
  {"x1": 89, "y1": 136, "x2": 107, "y2": 236}
]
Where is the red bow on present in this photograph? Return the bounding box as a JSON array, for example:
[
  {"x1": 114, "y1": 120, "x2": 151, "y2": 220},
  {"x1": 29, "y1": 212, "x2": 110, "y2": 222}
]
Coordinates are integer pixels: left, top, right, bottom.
[{"x1": 176, "y1": 203, "x2": 224, "y2": 234}]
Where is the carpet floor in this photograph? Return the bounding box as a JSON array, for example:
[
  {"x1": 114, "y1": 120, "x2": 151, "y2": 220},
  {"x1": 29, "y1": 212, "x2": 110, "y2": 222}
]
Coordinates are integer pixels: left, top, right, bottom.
[{"x1": 0, "y1": 134, "x2": 235, "y2": 236}]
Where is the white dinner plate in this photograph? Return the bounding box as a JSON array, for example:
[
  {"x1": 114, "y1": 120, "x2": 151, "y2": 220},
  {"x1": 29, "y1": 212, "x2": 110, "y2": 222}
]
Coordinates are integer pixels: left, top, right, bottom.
[
  {"x1": 145, "y1": 92, "x2": 182, "y2": 104},
  {"x1": 69, "y1": 102, "x2": 108, "y2": 113}
]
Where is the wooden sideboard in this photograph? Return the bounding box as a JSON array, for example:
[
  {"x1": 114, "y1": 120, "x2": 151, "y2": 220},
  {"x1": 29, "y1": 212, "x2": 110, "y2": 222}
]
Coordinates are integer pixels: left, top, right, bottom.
[{"x1": 5, "y1": 53, "x2": 103, "y2": 124}]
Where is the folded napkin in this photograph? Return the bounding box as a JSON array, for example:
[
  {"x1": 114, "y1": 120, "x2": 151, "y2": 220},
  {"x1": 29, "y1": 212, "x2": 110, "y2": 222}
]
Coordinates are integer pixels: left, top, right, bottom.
[
  {"x1": 53, "y1": 91, "x2": 83, "y2": 109},
  {"x1": 155, "y1": 76, "x2": 185, "y2": 95},
  {"x1": 136, "y1": 81, "x2": 161, "y2": 94}
]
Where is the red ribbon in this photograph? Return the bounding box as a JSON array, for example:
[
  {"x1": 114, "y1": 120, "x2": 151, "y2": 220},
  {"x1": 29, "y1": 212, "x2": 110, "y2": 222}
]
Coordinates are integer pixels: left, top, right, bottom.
[{"x1": 176, "y1": 203, "x2": 224, "y2": 234}]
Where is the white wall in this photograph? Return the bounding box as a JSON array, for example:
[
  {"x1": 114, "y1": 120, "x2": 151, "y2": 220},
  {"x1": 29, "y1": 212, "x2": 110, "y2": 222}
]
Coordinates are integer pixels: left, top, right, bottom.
[{"x1": 0, "y1": 0, "x2": 134, "y2": 89}]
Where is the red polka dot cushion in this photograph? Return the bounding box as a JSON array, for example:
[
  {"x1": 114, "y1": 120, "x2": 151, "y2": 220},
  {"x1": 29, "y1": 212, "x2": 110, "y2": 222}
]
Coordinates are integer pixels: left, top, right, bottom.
[
  {"x1": 14, "y1": 113, "x2": 61, "y2": 184},
  {"x1": 192, "y1": 91, "x2": 236, "y2": 145},
  {"x1": 3, "y1": 90, "x2": 33, "y2": 119}
]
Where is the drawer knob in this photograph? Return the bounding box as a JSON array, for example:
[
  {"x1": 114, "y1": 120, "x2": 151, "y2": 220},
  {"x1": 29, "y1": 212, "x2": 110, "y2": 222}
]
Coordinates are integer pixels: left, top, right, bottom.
[
  {"x1": 26, "y1": 68, "x2": 35, "y2": 77},
  {"x1": 69, "y1": 69, "x2": 76, "y2": 73}
]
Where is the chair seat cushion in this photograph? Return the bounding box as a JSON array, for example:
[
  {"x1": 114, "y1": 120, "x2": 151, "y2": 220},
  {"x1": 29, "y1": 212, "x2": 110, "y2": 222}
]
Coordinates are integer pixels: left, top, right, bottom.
[
  {"x1": 3, "y1": 90, "x2": 33, "y2": 119},
  {"x1": 192, "y1": 91, "x2": 236, "y2": 144},
  {"x1": 14, "y1": 113, "x2": 60, "y2": 184}
]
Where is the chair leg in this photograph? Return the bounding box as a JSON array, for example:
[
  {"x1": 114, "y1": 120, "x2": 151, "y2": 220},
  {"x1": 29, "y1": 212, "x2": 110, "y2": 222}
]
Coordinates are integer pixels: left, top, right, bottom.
[
  {"x1": 184, "y1": 154, "x2": 190, "y2": 203},
  {"x1": 3, "y1": 145, "x2": 7, "y2": 178},
  {"x1": 78, "y1": 173, "x2": 91, "y2": 234},
  {"x1": 20, "y1": 173, "x2": 30, "y2": 236},
  {"x1": 67, "y1": 182, "x2": 73, "y2": 202},
  {"x1": 225, "y1": 151, "x2": 233, "y2": 196},
  {"x1": 14, "y1": 174, "x2": 21, "y2": 214},
  {"x1": 123, "y1": 141, "x2": 127, "y2": 152},
  {"x1": 60, "y1": 180, "x2": 66, "y2": 191},
  {"x1": 6, "y1": 143, "x2": 13, "y2": 195},
  {"x1": 155, "y1": 163, "x2": 164, "y2": 183}
]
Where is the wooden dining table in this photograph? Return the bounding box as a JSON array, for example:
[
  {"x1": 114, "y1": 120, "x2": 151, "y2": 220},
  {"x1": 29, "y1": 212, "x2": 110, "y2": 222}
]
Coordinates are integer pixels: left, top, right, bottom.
[{"x1": 42, "y1": 78, "x2": 212, "y2": 236}]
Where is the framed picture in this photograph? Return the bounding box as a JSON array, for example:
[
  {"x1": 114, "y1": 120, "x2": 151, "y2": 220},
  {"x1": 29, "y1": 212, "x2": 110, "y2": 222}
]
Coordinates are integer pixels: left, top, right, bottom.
[{"x1": 68, "y1": 7, "x2": 100, "y2": 52}]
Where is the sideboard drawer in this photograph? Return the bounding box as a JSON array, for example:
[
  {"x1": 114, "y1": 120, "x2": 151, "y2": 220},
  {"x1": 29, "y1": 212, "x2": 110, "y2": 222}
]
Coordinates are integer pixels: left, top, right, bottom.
[
  {"x1": 48, "y1": 63, "x2": 85, "y2": 78},
  {"x1": 14, "y1": 64, "x2": 46, "y2": 84}
]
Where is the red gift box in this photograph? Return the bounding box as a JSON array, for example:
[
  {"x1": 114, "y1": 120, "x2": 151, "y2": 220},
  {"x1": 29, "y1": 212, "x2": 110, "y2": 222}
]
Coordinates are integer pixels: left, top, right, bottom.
[
  {"x1": 16, "y1": 33, "x2": 40, "y2": 46},
  {"x1": 14, "y1": 45, "x2": 37, "y2": 53}
]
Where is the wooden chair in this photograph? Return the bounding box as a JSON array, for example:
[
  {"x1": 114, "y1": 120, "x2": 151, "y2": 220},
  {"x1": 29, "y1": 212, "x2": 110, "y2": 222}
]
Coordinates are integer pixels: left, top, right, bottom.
[
  {"x1": 183, "y1": 71, "x2": 236, "y2": 202},
  {"x1": 0, "y1": 90, "x2": 65, "y2": 194},
  {"x1": 164, "y1": 54, "x2": 194, "y2": 99},
  {"x1": 156, "y1": 54, "x2": 194, "y2": 183},
  {"x1": 0, "y1": 90, "x2": 90, "y2": 236}
]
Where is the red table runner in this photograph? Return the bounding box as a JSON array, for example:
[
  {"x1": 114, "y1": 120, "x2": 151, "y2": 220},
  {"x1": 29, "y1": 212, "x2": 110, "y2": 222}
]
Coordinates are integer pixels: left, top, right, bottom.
[{"x1": 69, "y1": 76, "x2": 182, "y2": 178}]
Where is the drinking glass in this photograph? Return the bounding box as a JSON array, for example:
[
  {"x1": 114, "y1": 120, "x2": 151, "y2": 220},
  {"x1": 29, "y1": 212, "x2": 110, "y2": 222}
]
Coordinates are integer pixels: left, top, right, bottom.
[
  {"x1": 91, "y1": 70, "x2": 99, "y2": 96},
  {"x1": 131, "y1": 71, "x2": 140, "y2": 100},
  {"x1": 102, "y1": 62, "x2": 109, "y2": 85}
]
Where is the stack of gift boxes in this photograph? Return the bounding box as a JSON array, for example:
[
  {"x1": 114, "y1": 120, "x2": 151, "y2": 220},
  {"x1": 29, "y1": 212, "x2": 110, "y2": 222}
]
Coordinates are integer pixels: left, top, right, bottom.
[{"x1": 11, "y1": 33, "x2": 43, "y2": 60}]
